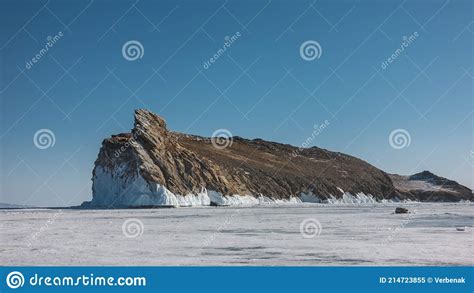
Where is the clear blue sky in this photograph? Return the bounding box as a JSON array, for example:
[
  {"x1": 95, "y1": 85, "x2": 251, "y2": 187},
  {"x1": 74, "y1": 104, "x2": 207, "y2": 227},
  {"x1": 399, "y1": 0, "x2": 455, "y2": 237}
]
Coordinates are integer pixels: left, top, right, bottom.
[{"x1": 1, "y1": 0, "x2": 472, "y2": 207}]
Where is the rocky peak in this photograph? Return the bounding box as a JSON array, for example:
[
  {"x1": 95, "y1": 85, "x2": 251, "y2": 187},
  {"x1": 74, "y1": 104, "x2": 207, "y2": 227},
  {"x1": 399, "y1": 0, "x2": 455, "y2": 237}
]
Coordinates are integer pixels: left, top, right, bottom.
[
  {"x1": 133, "y1": 108, "x2": 168, "y2": 138},
  {"x1": 133, "y1": 109, "x2": 169, "y2": 151},
  {"x1": 134, "y1": 109, "x2": 167, "y2": 130},
  {"x1": 409, "y1": 170, "x2": 436, "y2": 181}
]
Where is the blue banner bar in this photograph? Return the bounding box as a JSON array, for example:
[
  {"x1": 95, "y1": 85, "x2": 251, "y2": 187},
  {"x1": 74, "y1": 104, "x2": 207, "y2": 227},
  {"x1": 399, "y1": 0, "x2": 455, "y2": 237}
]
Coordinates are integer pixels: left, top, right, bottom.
[{"x1": 0, "y1": 267, "x2": 472, "y2": 292}]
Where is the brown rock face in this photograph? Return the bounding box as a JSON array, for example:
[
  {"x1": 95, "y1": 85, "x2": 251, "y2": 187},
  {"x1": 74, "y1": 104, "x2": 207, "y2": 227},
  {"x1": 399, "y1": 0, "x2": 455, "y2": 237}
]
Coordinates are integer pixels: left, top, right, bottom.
[{"x1": 86, "y1": 109, "x2": 472, "y2": 207}]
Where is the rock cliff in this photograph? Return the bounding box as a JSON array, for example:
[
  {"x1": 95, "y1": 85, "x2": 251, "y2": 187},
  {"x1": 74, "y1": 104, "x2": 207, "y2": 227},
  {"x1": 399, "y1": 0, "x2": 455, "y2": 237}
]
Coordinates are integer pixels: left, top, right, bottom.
[{"x1": 82, "y1": 109, "x2": 472, "y2": 208}]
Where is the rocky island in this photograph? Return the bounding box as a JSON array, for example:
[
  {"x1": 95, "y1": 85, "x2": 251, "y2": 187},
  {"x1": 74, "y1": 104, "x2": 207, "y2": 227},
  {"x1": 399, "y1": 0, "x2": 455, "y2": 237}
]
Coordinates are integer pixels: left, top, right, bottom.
[{"x1": 82, "y1": 109, "x2": 472, "y2": 208}]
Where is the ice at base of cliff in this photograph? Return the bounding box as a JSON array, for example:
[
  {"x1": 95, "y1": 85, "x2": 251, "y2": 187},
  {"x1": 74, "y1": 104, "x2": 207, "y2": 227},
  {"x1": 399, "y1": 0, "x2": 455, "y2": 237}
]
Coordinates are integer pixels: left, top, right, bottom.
[
  {"x1": 91, "y1": 165, "x2": 396, "y2": 207},
  {"x1": 325, "y1": 192, "x2": 387, "y2": 204}
]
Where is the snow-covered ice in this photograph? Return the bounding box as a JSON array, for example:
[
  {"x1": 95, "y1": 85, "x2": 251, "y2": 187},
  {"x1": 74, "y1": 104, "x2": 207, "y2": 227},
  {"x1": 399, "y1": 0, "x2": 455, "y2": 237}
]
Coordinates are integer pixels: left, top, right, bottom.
[{"x1": 0, "y1": 202, "x2": 472, "y2": 266}]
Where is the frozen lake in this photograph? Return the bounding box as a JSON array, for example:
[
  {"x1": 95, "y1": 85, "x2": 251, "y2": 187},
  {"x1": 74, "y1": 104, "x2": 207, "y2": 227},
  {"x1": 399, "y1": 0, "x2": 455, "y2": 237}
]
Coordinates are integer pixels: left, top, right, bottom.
[{"x1": 0, "y1": 203, "x2": 472, "y2": 266}]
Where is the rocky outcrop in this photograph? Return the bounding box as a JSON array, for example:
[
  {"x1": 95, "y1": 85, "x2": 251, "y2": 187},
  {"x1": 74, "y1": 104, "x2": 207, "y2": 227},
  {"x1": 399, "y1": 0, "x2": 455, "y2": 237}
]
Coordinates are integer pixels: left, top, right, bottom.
[
  {"x1": 395, "y1": 207, "x2": 409, "y2": 214},
  {"x1": 389, "y1": 171, "x2": 472, "y2": 202},
  {"x1": 82, "y1": 109, "x2": 472, "y2": 208}
]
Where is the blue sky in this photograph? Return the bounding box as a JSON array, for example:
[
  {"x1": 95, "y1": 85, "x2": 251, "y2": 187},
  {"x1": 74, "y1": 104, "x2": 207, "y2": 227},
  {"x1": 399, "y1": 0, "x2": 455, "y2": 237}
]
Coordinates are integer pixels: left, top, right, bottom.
[{"x1": 1, "y1": 0, "x2": 472, "y2": 207}]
